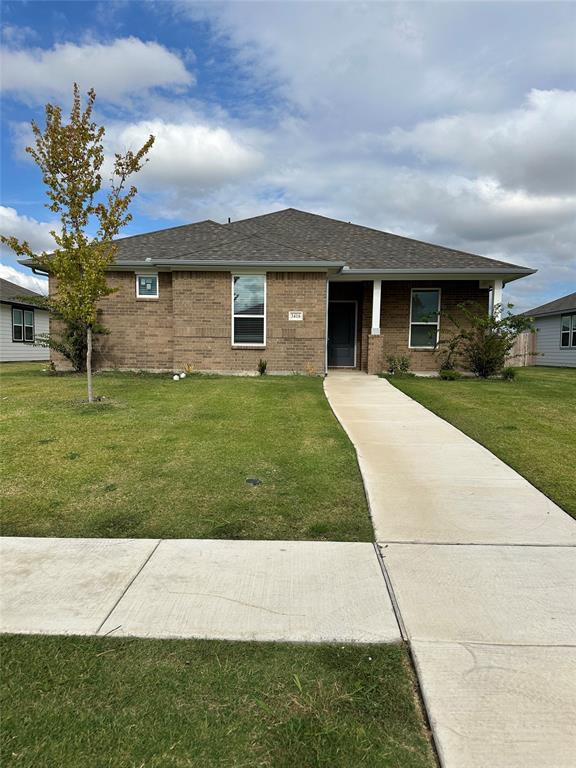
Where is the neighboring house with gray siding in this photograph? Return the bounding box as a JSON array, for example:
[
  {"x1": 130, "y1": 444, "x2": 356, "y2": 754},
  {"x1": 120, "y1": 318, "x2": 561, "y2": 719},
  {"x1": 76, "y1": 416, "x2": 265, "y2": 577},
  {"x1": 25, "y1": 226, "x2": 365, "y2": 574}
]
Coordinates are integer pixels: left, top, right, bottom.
[
  {"x1": 0, "y1": 278, "x2": 49, "y2": 362},
  {"x1": 525, "y1": 292, "x2": 576, "y2": 368}
]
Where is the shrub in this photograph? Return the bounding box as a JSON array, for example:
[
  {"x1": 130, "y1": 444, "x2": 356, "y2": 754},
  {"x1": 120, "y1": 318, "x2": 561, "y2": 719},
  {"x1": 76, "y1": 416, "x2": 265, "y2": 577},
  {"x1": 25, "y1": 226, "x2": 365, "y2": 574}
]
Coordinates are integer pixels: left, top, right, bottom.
[
  {"x1": 439, "y1": 368, "x2": 462, "y2": 381},
  {"x1": 437, "y1": 302, "x2": 534, "y2": 379},
  {"x1": 436, "y1": 335, "x2": 460, "y2": 371},
  {"x1": 36, "y1": 319, "x2": 107, "y2": 373},
  {"x1": 304, "y1": 362, "x2": 317, "y2": 376},
  {"x1": 385, "y1": 354, "x2": 412, "y2": 376},
  {"x1": 257, "y1": 358, "x2": 267, "y2": 376},
  {"x1": 502, "y1": 366, "x2": 517, "y2": 381}
]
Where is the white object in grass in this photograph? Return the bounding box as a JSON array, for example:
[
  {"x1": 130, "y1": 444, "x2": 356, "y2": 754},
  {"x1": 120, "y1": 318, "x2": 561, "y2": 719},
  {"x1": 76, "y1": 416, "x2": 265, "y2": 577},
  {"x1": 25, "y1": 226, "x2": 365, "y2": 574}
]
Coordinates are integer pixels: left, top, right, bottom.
[
  {"x1": 180, "y1": 372, "x2": 186, "y2": 379},
  {"x1": 172, "y1": 374, "x2": 179, "y2": 381}
]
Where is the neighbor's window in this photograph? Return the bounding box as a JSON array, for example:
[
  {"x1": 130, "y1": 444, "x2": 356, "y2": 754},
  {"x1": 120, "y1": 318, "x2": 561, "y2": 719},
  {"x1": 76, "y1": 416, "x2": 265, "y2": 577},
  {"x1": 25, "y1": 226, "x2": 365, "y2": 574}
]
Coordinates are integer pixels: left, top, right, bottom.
[
  {"x1": 12, "y1": 308, "x2": 34, "y2": 342},
  {"x1": 232, "y1": 274, "x2": 266, "y2": 345},
  {"x1": 560, "y1": 314, "x2": 576, "y2": 348},
  {"x1": 410, "y1": 289, "x2": 440, "y2": 348},
  {"x1": 136, "y1": 274, "x2": 159, "y2": 298}
]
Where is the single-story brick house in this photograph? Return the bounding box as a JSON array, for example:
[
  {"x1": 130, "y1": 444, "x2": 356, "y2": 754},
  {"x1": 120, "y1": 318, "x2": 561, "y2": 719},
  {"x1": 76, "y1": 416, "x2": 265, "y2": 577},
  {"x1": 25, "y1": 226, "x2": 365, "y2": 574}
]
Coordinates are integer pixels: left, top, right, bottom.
[{"x1": 25, "y1": 208, "x2": 535, "y2": 374}]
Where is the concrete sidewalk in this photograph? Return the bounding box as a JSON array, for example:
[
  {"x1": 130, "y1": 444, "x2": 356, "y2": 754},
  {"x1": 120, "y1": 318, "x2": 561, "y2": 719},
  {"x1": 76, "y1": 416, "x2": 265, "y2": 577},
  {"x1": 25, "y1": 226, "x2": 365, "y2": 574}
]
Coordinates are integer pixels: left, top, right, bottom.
[
  {"x1": 0, "y1": 537, "x2": 400, "y2": 644},
  {"x1": 325, "y1": 371, "x2": 576, "y2": 768}
]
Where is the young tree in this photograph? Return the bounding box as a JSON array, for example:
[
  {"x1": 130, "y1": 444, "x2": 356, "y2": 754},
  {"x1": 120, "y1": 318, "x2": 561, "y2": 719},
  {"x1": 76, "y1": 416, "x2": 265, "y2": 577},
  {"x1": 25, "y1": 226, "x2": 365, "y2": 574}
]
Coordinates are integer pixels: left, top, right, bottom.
[
  {"x1": 1, "y1": 85, "x2": 154, "y2": 401},
  {"x1": 438, "y1": 301, "x2": 535, "y2": 377}
]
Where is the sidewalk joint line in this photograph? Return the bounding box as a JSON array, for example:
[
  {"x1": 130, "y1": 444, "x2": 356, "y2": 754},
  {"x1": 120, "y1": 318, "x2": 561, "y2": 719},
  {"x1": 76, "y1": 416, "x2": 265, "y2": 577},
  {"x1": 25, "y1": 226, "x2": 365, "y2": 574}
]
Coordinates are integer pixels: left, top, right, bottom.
[
  {"x1": 377, "y1": 540, "x2": 576, "y2": 548},
  {"x1": 411, "y1": 638, "x2": 576, "y2": 649},
  {"x1": 372, "y1": 542, "x2": 408, "y2": 642},
  {"x1": 95, "y1": 539, "x2": 162, "y2": 635}
]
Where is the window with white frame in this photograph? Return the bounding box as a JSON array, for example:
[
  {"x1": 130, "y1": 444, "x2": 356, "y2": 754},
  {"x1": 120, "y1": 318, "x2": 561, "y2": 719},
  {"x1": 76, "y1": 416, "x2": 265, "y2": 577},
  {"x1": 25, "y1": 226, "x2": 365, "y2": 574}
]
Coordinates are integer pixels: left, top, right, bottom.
[
  {"x1": 232, "y1": 274, "x2": 266, "y2": 345},
  {"x1": 409, "y1": 289, "x2": 440, "y2": 348},
  {"x1": 12, "y1": 307, "x2": 34, "y2": 342},
  {"x1": 136, "y1": 274, "x2": 159, "y2": 298},
  {"x1": 560, "y1": 314, "x2": 576, "y2": 348}
]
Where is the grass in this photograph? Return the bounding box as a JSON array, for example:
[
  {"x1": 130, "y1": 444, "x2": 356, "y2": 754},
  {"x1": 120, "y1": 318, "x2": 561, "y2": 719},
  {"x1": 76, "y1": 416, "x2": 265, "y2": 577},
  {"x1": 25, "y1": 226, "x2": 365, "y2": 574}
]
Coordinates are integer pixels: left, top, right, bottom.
[
  {"x1": 389, "y1": 366, "x2": 576, "y2": 519},
  {"x1": 0, "y1": 363, "x2": 372, "y2": 541},
  {"x1": 0, "y1": 636, "x2": 435, "y2": 768}
]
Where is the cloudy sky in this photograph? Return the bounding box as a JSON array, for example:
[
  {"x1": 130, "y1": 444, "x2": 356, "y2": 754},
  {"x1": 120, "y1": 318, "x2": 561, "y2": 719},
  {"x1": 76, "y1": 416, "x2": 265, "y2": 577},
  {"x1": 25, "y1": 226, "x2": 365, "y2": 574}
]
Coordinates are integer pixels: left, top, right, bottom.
[{"x1": 1, "y1": 0, "x2": 575, "y2": 310}]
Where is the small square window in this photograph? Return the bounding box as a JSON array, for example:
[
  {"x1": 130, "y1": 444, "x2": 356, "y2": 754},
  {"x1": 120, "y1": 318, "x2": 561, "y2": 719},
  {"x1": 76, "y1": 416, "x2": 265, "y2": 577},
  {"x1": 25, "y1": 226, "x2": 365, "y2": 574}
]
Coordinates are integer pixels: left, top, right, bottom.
[{"x1": 136, "y1": 274, "x2": 159, "y2": 298}]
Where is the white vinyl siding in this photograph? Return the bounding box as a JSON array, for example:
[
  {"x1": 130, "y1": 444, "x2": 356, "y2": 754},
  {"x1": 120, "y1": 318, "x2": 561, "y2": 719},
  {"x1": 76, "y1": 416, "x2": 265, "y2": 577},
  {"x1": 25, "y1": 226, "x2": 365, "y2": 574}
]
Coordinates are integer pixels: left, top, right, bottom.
[
  {"x1": 534, "y1": 314, "x2": 576, "y2": 368},
  {"x1": 0, "y1": 304, "x2": 50, "y2": 362}
]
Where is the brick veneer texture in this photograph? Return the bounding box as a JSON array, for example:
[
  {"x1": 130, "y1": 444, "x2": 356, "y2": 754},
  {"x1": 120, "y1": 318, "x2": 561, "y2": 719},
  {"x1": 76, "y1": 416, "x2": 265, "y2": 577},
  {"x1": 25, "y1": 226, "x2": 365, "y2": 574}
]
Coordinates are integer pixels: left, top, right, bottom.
[{"x1": 49, "y1": 273, "x2": 488, "y2": 374}]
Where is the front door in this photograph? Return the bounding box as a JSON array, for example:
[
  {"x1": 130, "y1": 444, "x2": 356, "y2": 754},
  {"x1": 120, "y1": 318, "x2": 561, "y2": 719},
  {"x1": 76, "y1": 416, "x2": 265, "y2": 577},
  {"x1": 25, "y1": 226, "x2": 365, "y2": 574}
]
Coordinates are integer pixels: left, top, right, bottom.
[{"x1": 328, "y1": 301, "x2": 356, "y2": 367}]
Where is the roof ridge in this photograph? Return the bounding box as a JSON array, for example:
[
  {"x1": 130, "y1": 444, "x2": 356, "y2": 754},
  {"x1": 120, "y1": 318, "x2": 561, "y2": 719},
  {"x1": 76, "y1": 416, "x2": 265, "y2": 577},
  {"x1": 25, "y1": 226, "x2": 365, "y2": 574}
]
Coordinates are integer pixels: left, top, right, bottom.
[{"x1": 281, "y1": 209, "x2": 531, "y2": 270}]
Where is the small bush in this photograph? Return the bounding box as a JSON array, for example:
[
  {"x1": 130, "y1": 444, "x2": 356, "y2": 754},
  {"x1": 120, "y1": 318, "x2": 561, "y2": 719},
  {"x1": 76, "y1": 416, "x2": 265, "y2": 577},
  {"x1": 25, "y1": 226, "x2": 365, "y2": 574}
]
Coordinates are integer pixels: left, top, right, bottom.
[
  {"x1": 502, "y1": 366, "x2": 517, "y2": 381},
  {"x1": 257, "y1": 358, "x2": 267, "y2": 376},
  {"x1": 304, "y1": 362, "x2": 317, "y2": 376},
  {"x1": 385, "y1": 354, "x2": 412, "y2": 376},
  {"x1": 436, "y1": 301, "x2": 534, "y2": 379},
  {"x1": 439, "y1": 368, "x2": 462, "y2": 381}
]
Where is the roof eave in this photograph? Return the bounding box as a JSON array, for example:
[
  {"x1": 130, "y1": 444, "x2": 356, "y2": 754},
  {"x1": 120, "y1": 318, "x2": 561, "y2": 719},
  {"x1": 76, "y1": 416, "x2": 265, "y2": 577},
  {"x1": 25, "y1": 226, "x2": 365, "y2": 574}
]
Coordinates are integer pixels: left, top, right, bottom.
[
  {"x1": 331, "y1": 267, "x2": 537, "y2": 283},
  {"x1": 107, "y1": 259, "x2": 346, "y2": 273},
  {"x1": 525, "y1": 308, "x2": 576, "y2": 318}
]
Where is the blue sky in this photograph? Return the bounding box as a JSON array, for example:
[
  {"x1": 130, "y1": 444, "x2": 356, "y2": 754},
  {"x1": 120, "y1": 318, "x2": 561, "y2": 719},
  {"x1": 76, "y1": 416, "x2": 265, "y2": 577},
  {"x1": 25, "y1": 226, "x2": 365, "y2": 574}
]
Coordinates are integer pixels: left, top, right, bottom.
[{"x1": 1, "y1": 0, "x2": 575, "y2": 311}]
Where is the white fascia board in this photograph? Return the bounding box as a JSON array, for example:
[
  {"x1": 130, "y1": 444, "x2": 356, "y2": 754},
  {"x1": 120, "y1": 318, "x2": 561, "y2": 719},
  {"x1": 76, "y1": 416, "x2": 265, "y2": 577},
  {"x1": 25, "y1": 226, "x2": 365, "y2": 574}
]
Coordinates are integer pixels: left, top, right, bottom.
[
  {"x1": 108, "y1": 261, "x2": 345, "y2": 274},
  {"x1": 330, "y1": 269, "x2": 536, "y2": 283}
]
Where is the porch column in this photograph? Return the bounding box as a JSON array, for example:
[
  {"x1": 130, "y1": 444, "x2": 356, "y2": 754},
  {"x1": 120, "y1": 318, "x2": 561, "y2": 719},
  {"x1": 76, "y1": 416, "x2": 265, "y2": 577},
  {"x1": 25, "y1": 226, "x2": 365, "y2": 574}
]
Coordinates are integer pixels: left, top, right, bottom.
[
  {"x1": 371, "y1": 279, "x2": 382, "y2": 335},
  {"x1": 491, "y1": 279, "x2": 503, "y2": 318}
]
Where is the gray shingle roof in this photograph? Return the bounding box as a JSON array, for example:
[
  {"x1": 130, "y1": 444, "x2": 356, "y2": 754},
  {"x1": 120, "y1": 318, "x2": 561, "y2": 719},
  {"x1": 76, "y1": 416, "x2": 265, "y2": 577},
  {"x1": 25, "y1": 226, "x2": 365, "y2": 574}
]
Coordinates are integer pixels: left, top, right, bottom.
[
  {"x1": 22, "y1": 208, "x2": 535, "y2": 276},
  {"x1": 224, "y1": 209, "x2": 533, "y2": 272},
  {"x1": 0, "y1": 277, "x2": 45, "y2": 307},
  {"x1": 524, "y1": 292, "x2": 576, "y2": 317}
]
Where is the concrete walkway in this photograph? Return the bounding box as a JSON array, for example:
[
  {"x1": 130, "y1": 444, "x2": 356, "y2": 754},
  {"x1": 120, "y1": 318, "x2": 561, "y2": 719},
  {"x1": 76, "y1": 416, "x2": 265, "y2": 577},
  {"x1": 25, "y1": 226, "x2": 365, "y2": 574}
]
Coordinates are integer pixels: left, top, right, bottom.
[
  {"x1": 0, "y1": 537, "x2": 400, "y2": 643},
  {"x1": 325, "y1": 371, "x2": 576, "y2": 768}
]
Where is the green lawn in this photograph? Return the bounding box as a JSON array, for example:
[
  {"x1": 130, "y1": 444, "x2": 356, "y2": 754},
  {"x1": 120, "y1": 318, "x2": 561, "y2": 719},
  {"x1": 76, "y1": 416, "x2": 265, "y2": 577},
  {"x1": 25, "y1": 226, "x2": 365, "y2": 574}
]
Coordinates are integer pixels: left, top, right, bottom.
[
  {"x1": 389, "y1": 367, "x2": 576, "y2": 519},
  {"x1": 1, "y1": 636, "x2": 435, "y2": 768},
  {"x1": 0, "y1": 363, "x2": 371, "y2": 541}
]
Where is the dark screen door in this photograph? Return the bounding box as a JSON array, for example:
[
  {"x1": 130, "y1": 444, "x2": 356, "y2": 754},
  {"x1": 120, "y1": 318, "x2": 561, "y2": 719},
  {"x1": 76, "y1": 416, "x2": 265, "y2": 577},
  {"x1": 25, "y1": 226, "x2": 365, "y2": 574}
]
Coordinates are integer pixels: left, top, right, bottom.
[{"x1": 328, "y1": 302, "x2": 356, "y2": 367}]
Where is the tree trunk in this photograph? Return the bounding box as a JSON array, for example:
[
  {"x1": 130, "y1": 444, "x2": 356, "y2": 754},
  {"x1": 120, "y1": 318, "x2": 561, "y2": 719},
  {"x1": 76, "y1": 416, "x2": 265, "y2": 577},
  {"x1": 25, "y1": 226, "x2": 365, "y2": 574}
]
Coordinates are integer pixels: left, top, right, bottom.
[{"x1": 86, "y1": 325, "x2": 94, "y2": 403}]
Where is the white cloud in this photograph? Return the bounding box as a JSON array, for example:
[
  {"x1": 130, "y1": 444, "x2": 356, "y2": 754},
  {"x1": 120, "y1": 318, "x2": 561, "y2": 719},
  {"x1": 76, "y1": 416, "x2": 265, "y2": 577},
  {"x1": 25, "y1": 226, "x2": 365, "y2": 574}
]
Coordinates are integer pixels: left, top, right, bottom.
[
  {"x1": 0, "y1": 263, "x2": 48, "y2": 295},
  {"x1": 0, "y1": 37, "x2": 193, "y2": 104},
  {"x1": 106, "y1": 118, "x2": 264, "y2": 195},
  {"x1": 386, "y1": 90, "x2": 576, "y2": 195},
  {"x1": 2, "y1": 3, "x2": 574, "y2": 315},
  {"x1": 0, "y1": 206, "x2": 56, "y2": 254},
  {"x1": 179, "y1": 1, "x2": 576, "y2": 133},
  {"x1": 1, "y1": 23, "x2": 38, "y2": 47}
]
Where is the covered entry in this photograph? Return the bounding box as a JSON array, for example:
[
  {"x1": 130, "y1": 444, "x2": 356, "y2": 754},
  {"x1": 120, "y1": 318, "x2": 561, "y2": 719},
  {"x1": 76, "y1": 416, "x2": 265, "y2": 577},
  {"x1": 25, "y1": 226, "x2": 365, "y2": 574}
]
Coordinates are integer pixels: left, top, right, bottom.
[{"x1": 328, "y1": 300, "x2": 357, "y2": 367}]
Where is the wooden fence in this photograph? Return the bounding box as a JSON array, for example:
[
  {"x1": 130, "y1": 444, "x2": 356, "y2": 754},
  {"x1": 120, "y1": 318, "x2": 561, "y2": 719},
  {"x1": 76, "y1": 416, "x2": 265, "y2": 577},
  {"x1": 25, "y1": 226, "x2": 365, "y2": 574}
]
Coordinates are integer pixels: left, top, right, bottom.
[{"x1": 507, "y1": 331, "x2": 536, "y2": 367}]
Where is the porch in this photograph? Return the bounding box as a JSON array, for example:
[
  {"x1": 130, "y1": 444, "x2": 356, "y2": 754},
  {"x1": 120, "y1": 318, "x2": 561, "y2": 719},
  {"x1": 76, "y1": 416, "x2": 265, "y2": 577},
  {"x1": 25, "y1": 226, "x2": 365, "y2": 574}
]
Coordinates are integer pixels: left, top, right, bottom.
[{"x1": 327, "y1": 279, "x2": 500, "y2": 374}]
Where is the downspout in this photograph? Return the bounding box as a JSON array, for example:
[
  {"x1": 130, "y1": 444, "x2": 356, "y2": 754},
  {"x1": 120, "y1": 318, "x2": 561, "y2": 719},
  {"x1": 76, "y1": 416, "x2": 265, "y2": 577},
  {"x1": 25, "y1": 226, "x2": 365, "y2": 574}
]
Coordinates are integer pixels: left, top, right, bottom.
[{"x1": 324, "y1": 277, "x2": 330, "y2": 376}]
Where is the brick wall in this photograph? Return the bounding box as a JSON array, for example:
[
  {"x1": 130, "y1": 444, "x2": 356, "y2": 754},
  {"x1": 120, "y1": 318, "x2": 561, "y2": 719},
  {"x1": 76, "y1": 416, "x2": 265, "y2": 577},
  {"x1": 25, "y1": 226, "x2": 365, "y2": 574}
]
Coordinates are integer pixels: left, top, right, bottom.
[
  {"x1": 96, "y1": 272, "x2": 174, "y2": 371},
  {"x1": 172, "y1": 271, "x2": 326, "y2": 373},
  {"x1": 48, "y1": 272, "x2": 488, "y2": 375},
  {"x1": 364, "y1": 280, "x2": 490, "y2": 373},
  {"x1": 49, "y1": 270, "x2": 327, "y2": 374}
]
